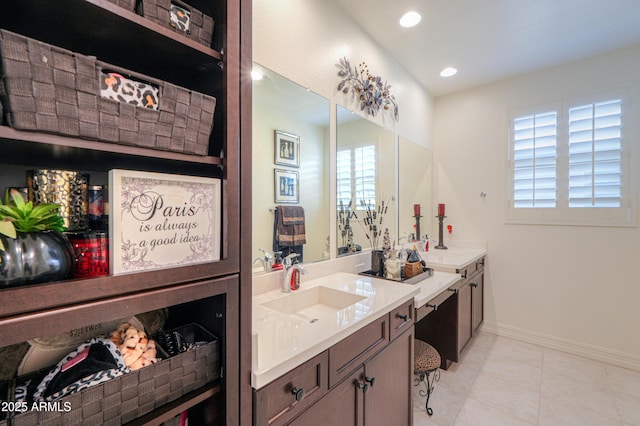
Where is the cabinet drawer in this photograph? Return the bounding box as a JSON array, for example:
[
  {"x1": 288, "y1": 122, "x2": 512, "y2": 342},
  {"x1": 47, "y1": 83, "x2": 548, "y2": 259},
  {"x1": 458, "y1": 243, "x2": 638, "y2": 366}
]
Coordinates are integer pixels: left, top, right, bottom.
[
  {"x1": 329, "y1": 314, "x2": 388, "y2": 387},
  {"x1": 253, "y1": 350, "x2": 328, "y2": 426},
  {"x1": 390, "y1": 299, "x2": 414, "y2": 341},
  {"x1": 415, "y1": 286, "x2": 456, "y2": 321}
]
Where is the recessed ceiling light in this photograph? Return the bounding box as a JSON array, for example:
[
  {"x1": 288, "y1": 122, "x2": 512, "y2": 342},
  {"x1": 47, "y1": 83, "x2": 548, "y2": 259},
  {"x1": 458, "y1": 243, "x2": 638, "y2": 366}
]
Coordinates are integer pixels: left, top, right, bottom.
[
  {"x1": 251, "y1": 68, "x2": 264, "y2": 81},
  {"x1": 399, "y1": 11, "x2": 421, "y2": 28},
  {"x1": 440, "y1": 67, "x2": 458, "y2": 77}
]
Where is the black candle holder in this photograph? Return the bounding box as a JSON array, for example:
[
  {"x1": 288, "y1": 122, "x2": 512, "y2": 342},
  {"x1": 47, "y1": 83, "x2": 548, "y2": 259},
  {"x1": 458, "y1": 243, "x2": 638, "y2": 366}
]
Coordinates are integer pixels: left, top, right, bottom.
[
  {"x1": 435, "y1": 215, "x2": 448, "y2": 249},
  {"x1": 413, "y1": 215, "x2": 422, "y2": 242}
]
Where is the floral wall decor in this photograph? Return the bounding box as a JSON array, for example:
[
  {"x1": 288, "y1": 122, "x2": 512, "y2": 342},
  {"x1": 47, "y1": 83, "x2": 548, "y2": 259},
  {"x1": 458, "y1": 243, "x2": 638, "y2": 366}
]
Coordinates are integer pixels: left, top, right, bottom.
[{"x1": 336, "y1": 57, "x2": 399, "y2": 121}]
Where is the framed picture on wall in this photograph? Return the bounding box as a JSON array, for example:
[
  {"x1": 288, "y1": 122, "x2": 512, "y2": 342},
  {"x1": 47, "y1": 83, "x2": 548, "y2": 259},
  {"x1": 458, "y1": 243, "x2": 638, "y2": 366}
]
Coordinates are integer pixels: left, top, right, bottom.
[
  {"x1": 274, "y1": 169, "x2": 299, "y2": 203},
  {"x1": 274, "y1": 130, "x2": 300, "y2": 167}
]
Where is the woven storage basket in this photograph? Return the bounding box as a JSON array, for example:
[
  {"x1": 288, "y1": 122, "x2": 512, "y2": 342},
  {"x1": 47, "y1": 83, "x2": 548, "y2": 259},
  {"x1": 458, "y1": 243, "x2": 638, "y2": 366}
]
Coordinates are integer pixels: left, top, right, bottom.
[
  {"x1": 141, "y1": 0, "x2": 214, "y2": 47},
  {"x1": 106, "y1": 0, "x2": 137, "y2": 11},
  {"x1": 10, "y1": 327, "x2": 219, "y2": 425},
  {"x1": 0, "y1": 29, "x2": 215, "y2": 156}
]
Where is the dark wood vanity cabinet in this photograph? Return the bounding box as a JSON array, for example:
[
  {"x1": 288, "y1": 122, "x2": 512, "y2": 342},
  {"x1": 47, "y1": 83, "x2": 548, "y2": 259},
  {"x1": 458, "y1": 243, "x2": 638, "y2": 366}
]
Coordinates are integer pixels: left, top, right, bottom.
[
  {"x1": 415, "y1": 256, "x2": 485, "y2": 369},
  {"x1": 0, "y1": 0, "x2": 252, "y2": 423},
  {"x1": 255, "y1": 299, "x2": 415, "y2": 426}
]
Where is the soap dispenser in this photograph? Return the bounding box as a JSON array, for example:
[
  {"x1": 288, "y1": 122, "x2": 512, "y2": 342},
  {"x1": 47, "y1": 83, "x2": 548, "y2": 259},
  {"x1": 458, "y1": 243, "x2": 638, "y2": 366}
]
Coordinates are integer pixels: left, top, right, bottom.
[{"x1": 272, "y1": 251, "x2": 284, "y2": 270}]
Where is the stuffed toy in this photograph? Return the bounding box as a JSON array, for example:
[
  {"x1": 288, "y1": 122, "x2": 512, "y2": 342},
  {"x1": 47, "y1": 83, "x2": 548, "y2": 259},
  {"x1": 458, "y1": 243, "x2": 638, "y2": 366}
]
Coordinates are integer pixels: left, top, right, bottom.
[{"x1": 109, "y1": 323, "x2": 159, "y2": 370}]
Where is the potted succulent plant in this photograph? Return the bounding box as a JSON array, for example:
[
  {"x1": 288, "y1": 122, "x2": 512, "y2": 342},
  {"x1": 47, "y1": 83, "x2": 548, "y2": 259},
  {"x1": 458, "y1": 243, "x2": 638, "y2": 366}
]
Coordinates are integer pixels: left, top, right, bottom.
[{"x1": 0, "y1": 189, "x2": 74, "y2": 286}]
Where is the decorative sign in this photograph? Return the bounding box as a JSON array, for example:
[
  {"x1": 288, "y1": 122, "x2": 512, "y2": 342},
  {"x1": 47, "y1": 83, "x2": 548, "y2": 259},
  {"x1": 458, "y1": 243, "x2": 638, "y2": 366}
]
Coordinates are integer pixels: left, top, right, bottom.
[{"x1": 108, "y1": 170, "x2": 221, "y2": 275}]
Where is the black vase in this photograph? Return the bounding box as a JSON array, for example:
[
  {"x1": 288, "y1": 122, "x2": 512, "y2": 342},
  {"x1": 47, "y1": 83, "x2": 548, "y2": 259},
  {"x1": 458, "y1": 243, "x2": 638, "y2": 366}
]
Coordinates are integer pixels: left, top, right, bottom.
[
  {"x1": 0, "y1": 231, "x2": 75, "y2": 287},
  {"x1": 371, "y1": 249, "x2": 386, "y2": 277}
]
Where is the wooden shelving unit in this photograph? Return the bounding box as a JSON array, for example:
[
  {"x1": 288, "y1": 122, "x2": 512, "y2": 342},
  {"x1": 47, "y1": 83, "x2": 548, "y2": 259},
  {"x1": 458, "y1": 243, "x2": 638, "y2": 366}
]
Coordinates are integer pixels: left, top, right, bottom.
[{"x1": 0, "y1": 0, "x2": 252, "y2": 423}]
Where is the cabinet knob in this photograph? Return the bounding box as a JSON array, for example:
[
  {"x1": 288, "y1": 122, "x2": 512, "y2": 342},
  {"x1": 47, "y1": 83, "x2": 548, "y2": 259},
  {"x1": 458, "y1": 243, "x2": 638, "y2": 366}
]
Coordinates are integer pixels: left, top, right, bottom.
[
  {"x1": 426, "y1": 303, "x2": 438, "y2": 311},
  {"x1": 291, "y1": 387, "x2": 305, "y2": 402},
  {"x1": 357, "y1": 382, "x2": 369, "y2": 393},
  {"x1": 365, "y1": 376, "x2": 376, "y2": 387},
  {"x1": 397, "y1": 313, "x2": 408, "y2": 322},
  {"x1": 470, "y1": 282, "x2": 479, "y2": 288},
  {"x1": 448, "y1": 288, "x2": 459, "y2": 294}
]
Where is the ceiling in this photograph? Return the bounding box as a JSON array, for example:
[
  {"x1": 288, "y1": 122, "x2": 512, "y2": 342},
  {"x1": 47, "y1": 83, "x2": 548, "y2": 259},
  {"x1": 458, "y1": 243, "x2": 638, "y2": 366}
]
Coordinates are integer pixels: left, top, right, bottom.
[{"x1": 331, "y1": 0, "x2": 640, "y2": 97}]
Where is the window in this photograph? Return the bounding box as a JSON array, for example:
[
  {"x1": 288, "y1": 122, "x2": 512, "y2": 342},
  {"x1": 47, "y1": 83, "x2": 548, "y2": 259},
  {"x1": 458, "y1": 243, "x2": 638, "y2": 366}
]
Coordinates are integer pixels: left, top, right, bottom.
[
  {"x1": 508, "y1": 89, "x2": 635, "y2": 226},
  {"x1": 336, "y1": 145, "x2": 376, "y2": 210},
  {"x1": 513, "y1": 111, "x2": 557, "y2": 208}
]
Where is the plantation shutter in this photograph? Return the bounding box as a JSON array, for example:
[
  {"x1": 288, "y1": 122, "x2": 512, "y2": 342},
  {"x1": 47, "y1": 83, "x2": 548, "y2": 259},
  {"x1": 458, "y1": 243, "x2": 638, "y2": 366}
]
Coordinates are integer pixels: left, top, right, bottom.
[
  {"x1": 354, "y1": 145, "x2": 376, "y2": 209},
  {"x1": 513, "y1": 111, "x2": 557, "y2": 208},
  {"x1": 336, "y1": 149, "x2": 352, "y2": 209},
  {"x1": 568, "y1": 99, "x2": 622, "y2": 208}
]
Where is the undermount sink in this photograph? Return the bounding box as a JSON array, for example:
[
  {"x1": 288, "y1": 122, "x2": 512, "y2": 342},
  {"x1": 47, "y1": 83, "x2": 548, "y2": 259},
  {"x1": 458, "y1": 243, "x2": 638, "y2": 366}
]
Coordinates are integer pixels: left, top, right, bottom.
[{"x1": 262, "y1": 286, "x2": 366, "y2": 315}]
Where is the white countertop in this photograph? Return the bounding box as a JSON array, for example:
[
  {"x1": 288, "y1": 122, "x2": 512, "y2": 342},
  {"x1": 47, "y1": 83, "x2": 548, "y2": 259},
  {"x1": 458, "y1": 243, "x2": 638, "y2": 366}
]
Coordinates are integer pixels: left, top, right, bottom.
[
  {"x1": 252, "y1": 271, "x2": 419, "y2": 389},
  {"x1": 410, "y1": 270, "x2": 462, "y2": 308},
  {"x1": 424, "y1": 246, "x2": 486, "y2": 273}
]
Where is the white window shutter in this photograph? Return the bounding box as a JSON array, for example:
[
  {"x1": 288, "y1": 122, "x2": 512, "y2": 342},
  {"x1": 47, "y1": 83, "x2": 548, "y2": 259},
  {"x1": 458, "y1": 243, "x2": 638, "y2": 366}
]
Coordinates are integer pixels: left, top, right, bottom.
[{"x1": 513, "y1": 111, "x2": 557, "y2": 208}]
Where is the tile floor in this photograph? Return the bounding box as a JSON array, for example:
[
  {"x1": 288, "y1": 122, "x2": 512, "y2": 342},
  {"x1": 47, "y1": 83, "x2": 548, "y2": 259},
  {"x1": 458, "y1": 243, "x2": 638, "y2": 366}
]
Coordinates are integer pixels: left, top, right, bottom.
[{"x1": 413, "y1": 331, "x2": 640, "y2": 426}]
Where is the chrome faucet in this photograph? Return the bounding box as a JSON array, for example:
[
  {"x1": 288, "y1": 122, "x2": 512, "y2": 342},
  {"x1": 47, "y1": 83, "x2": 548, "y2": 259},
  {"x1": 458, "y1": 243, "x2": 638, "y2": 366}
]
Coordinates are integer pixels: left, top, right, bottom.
[
  {"x1": 252, "y1": 248, "x2": 273, "y2": 272},
  {"x1": 282, "y1": 253, "x2": 308, "y2": 293}
]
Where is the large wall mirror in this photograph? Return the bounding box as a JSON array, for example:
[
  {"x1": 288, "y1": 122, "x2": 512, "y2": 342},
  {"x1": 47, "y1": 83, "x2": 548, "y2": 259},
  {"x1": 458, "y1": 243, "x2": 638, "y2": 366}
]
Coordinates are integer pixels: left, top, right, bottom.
[
  {"x1": 252, "y1": 65, "x2": 330, "y2": 272},
  {"x1": 398, "y1": 136, "x2": 433, "y2": 243},
  {"x1": 336, "y1": 105, "x2": 396, "y2": 255}
]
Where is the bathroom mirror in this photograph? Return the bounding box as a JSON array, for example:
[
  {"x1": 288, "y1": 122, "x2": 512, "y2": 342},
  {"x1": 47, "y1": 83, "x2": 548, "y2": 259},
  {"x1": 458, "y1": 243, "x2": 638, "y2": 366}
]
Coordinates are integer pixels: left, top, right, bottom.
[
  {"x1": 336, "y1": 105, "x2": 396, "y2": 256},
  {"x1": 398, "y1": 136, "x2": 433, "y2": 244},
  {"x1": 252, "y1": 65, "x2": 330, "y2": 272}
]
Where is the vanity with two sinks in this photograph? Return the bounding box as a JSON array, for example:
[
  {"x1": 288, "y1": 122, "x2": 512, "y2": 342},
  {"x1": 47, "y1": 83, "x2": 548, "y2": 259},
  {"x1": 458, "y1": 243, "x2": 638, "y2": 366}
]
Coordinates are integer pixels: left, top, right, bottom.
[{"x1": 251, "y1": 245, "x2": 486, "y2": 425}]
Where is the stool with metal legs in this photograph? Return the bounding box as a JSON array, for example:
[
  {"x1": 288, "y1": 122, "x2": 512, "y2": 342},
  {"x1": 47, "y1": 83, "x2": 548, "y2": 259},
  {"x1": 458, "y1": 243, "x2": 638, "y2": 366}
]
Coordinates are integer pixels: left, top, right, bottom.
[{"x1": 414, "y1": 339, "x2": 441, "y2": 416}]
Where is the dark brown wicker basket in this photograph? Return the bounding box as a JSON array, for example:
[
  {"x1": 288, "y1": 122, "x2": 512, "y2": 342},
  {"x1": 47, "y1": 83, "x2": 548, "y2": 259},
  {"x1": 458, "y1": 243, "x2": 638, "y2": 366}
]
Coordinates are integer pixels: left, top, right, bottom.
[
  {"x1": 0, "y1": 29, "x2": 215, "y2": 156},
  {"x1": 141, "y1": 0, "x2": 214, "y2": 47},
  {"x1": 106, "y1": 0, "x2": 137, "y2": 11},
  {"x1": 9, "y1": 328, "x2": 219, "y2": 425}
]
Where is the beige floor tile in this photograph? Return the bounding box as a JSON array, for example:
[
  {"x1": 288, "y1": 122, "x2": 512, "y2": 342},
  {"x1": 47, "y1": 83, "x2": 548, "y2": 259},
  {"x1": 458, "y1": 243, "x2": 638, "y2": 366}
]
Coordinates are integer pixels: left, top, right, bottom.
[
  {"x1": 478, "y1": 354, "x2": 543, "y2": 391},
  {"x1": 541, "y1": 369, "x2": 620, "y2": 420},
  {"x1": 539, "y1": 395, "x2": 623, "y2": 426},
  {"x1": 453, "y1": 397, "x2": 536, "y2": 426},
  {"x1": 437, "y1": 361, "x2": 479, "y2": 394},
  {"x1": 614, "y1": 390, "x2": 640, "y2": 425},
  {"x1": 413, "y1": 373, "x2": 465, "y2": 426},
  {"x1": 606, "y1": 364, "x2": 640, "y2": 398},
  {"x1": 468, "y1": 371, "x2": 540, "y2": 423},
  {"x1": 542, "y1": 349, "x2": 608, "y2": 387},
  {"x1": 414, "y1": 332, "x2": 636, "y2": 426},
  {"x1": 485, "y1": 336, "x2": 544, "y2": 368}
]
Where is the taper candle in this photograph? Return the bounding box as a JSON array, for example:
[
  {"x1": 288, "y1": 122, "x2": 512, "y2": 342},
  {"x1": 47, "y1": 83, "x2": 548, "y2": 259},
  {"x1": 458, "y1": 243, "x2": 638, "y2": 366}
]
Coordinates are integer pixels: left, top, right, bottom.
[{"x1": 438, "y1": 203, "x2": 445, "y2": 216}]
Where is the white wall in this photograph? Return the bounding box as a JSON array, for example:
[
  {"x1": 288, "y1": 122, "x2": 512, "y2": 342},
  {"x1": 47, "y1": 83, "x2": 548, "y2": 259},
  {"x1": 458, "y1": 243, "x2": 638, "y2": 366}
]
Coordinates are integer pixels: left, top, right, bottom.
[
  {"x1": 434, "y1": 45, "x2": 640, "y2": 369},
  {"x1": 253, "y1": 0, "x2": 434, "y2": 148}
]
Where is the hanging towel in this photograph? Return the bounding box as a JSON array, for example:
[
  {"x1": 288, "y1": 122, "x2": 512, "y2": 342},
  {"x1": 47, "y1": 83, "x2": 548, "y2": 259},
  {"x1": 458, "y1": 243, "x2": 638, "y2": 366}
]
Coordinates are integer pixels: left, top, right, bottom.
[{"x1": 274, "y1": 206, "x2": 306, "y2": 247}]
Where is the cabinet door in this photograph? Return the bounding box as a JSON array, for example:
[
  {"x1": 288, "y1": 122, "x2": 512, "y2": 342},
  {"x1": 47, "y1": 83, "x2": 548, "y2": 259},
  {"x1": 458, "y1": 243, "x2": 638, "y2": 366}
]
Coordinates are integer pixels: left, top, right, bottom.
[
  {"x1": 457, "y1": 282, "x2": 473, "y2": 355},
  {"x1": 364, "y1": 327, "x2": 414, "y2": 426},
  {"x1": 288, "y1": 367, "x2": 364, "y2": 426},
  {"x1": 253, "y1": 351, "x2": 328, "y2": 426},
  {"x1": 471, "y1": 272, "x2": 484, "y2": 332}
]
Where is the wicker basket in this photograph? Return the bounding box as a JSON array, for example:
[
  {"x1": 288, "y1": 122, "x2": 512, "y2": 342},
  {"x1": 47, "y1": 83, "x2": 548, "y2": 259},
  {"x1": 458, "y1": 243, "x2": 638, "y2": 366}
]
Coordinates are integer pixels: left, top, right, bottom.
[
  {"x1": 106, "y1": 0, "x2": 137, "y2": 11},
  {"x1": 10, "y1": 325, "x2": 219, "y2": 425},
  {"x1": 0, "y1": 29, "x2": 215, "y2": 156},
  {"x1": 141, "y1": 0, "x2": 214, "y2": 47}
]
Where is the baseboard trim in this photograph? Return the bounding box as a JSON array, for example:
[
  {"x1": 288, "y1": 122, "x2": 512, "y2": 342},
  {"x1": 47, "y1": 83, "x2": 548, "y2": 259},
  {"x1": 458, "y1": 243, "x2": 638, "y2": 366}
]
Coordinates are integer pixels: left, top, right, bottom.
[{"x1": 480, "y1": 321, "x2": 640, "y2": 373}]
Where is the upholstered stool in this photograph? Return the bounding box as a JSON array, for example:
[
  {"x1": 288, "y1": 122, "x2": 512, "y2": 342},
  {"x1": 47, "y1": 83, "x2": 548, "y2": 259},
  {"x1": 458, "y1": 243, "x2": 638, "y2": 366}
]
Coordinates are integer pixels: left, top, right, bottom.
[{"x1": 414, "y1": 339, "x2": 441, "y2": 416}]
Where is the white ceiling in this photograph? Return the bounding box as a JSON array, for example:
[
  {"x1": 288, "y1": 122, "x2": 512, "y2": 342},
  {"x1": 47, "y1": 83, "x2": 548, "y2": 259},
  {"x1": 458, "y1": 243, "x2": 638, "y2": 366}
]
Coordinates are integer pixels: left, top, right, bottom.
[{"x1": 331, "y1": 0, "x2": 640, "y2": 97}]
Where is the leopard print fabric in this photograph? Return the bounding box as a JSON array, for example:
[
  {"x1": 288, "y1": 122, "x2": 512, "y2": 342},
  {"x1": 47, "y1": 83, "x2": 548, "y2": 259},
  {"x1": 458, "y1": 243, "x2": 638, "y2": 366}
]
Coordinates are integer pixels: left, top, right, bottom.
[
  {"x1": 100, "y1": 72, "x2": 159, "y2": 111},
  {"x1": 33, "y1": 338, "x2": 128, "y2": 402}
]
